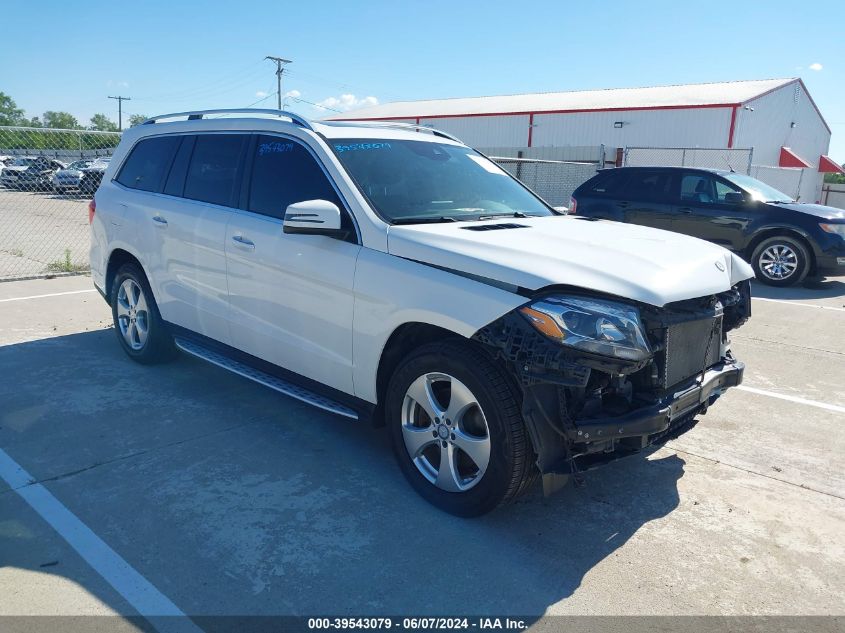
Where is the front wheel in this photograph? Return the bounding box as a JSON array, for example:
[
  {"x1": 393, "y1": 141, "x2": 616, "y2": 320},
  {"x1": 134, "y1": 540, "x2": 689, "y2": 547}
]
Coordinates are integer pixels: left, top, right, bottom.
[
  {"x1": 386, "y1": 340, "x2": 537, "y2": 517},
  {"x1": 750, "y1": 236, "x2": 811, "y2": 286}
]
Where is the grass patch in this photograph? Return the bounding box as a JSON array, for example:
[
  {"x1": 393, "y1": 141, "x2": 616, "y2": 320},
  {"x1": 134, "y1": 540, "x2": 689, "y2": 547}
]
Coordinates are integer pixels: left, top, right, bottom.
[{"x1": 46, "y1": 249, "x2": 89, "y2": 273}]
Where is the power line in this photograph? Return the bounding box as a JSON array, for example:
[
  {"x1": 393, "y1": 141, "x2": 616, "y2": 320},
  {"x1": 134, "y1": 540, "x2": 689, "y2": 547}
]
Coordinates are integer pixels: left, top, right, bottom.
[
  {"x1": 265, "y1": 56, "x2": 292, "y2": 111},
  {"x1": 108, "y1": 95, "x2": 131, "y2": 131}
]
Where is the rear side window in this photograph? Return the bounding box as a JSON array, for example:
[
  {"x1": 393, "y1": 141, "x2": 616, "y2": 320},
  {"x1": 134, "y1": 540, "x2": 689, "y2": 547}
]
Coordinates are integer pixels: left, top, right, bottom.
[
  {"x1": 183, "y1": 134, "x2": 248, "y2": 207},
  {"x1": 247, "y1": 135, "x2": 342, "y2": 219},
  {"x1": 623, "y1": 170, "x2": 673, "y2": 200},
  {"x1": 116, "y1": 136, "x2": 180, "y2": 192}
]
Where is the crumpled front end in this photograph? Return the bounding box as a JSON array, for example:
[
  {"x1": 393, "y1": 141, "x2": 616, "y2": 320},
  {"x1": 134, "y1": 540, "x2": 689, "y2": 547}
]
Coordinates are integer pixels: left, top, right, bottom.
[{"x1": 472, "y1": 279, "x2": 752, "y2": 489}]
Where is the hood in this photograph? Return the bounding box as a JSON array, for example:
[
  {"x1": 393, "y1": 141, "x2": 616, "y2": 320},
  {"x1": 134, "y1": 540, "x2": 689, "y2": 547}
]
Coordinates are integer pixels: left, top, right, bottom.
[
  {"x1": 387, "y1": 216, "x2": 754, "y2": 307},
  {"x1": 772, "y1": 202, "x2": 845, "y2": 220},
  {"x1": 2, "y1": 166, "x2": 27, "y2": 174}
]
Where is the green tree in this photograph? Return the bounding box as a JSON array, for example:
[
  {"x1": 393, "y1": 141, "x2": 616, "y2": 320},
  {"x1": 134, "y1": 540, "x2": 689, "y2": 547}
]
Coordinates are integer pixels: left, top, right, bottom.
[
  {"x1": 0, "y1": 92, "x2": 27, "y2": 126},
  {"x1": 43, "y1": 111, "x2": 81, "y2": 130},
  {"x1": 128, "y1": 113, "x2": 148, "y2": 127},
  {"x1": 27, "y1": 116, "x2": 42, "y2": 128},
  {"x1": 824, "y1": 172, "x2": 845, "y2": 184},
  {"x1": 89, "y1": 113, "x2": 119, "y2": 132}
]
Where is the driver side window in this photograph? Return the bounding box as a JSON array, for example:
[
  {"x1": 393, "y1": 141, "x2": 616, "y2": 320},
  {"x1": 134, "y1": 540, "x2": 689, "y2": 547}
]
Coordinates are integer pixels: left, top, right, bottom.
[{"x1": 680, "y1": 173, "x2": 742, "y2": 205}]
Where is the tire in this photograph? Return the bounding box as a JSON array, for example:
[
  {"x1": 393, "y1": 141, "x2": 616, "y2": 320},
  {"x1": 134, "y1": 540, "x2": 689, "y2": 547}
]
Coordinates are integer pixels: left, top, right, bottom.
[
  {"x1": 110, "y1": 263, "x2": 176, "y2": 364},
  {"x1": 386, "y1": 339, "x2": 536, "y2": 517},
  {"x1": 750, "y1": 235, "x2": 811, "y2": 287}
]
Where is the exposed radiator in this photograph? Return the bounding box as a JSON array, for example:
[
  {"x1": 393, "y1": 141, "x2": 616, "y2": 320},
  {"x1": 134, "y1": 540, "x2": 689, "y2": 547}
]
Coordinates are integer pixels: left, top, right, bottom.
[{"x1": 663, "y1": 316, "x2": 723, "y2": 388}]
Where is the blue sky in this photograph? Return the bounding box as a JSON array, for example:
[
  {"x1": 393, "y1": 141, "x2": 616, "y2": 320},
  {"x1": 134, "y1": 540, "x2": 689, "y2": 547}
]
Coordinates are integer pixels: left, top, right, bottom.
[{"x1": 2, "y1": 0, "x2": 844, "y2": 159}]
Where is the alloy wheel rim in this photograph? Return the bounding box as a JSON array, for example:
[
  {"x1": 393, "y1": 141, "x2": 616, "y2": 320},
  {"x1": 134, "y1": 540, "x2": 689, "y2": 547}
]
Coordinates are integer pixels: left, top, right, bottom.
[
  {"x1": 759, "y1": 244, "x2": 798, "y2": 280},
  {"x1": 116, "y1": 279, "x2": 149, "y2": 351},
  {"x1": 400, "y1": 372, "x2": 491, "y2": 492}
]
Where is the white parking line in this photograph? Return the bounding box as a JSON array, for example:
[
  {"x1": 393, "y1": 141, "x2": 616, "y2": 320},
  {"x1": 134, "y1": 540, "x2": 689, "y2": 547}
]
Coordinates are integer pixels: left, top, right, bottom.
[
  {"x1": 0, "y1": 448, "x2": 199, "y2": 628},
  {"x1": 0, "y1": 288, "x2": 97, "y2": 303},
  {"x1": 737, "y1": 385, "x2": 845, "y2": 414},
  {"x1": 752, "y1": 297, "x2": 845, "y2": 313}
]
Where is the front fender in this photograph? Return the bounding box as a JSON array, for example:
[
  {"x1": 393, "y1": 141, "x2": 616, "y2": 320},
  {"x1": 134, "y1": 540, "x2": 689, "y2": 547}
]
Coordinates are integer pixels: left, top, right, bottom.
[{"x1": 351, "y1": 248, "x2": 526, "y2": 403}]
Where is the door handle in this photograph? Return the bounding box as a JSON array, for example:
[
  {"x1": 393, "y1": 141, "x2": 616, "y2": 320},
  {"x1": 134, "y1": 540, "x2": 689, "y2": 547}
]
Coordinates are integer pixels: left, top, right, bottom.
[
  {"x1": 231, "y1": 235, "x2": 255, "y2": 249},
  {"x1": 152, "y1": 215, "x2": 168, "y2": 226},
  {"x1": 677, "y1": 207, "x2": 694, "y2": 214},
  {"x1": 616, "y1": 201, "x2": 630, "y2": 208}
]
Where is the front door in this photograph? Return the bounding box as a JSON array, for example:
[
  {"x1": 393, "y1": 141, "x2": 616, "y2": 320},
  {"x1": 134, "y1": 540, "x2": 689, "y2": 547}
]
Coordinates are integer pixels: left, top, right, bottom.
[
  {"x1": 672, "y1": 172, "x2": 753, "y2": 250},
  {"x1": 224, "y1": 135, "x2": 360, "y2": 395}
]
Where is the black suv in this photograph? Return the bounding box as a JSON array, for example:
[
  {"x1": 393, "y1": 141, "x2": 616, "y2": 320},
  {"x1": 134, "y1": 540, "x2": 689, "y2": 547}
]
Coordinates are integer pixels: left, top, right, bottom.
[{"x1": 571, "y1": 167, "x2": 845, "y2": 286}]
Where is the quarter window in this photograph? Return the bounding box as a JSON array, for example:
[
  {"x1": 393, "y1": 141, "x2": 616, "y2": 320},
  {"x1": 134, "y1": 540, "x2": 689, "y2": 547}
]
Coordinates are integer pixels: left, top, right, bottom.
[
  {"x1": 183, "y1": 134, "x2": 248, "y2": 207},
  {"x1": 116, "y1": 136, "x2": 180, "y2": 192},
  {"x1": 248, "y1": 135, "x2": 342, "y2": 219}
]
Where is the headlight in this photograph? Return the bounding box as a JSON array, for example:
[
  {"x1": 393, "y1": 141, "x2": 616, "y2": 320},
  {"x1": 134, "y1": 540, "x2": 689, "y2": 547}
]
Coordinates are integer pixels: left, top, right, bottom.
[
  {"x1": 520, "y1": 295, "x2": 651, "y2": 362},
  {"x1": 820, "y1": 223, "x2": 845, "y2": 238}
]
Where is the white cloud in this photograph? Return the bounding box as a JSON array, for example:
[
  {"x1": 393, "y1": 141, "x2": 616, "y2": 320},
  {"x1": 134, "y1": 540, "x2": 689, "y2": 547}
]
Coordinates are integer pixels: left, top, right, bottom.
[
  {"x1": 255, "y1": 90, "x2": 268, "y2": 98},
  {"x1": 284, "y1": 89, "x2": 301, "y2": 99},
  {"x1": 315, "y1": 93, "x2": 379, "y2": 112},
  {"x1": 809, "y1": 62, "x2": 823, "y2": 71}
]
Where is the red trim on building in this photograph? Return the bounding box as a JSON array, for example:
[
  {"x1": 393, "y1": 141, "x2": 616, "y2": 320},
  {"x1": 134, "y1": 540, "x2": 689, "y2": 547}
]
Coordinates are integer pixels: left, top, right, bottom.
[
  {"x1": 727, "y1": 105, "x2": 738, "y2": 148},
  {"x1": 415, "y1": 117, "x2": 420, "y2": 124},
  {"x1": 527, "y1": 112, "x2": 534, "y2": 147},
  {"x1": 779, "y1": 147, "x2": 813, "y2": 169},
  {"x1": 338, "y1": 102, "x2": 739, "y2": 122},
  {"x1": 819, "y1": 155, "x2": 845, "y2": 174}
]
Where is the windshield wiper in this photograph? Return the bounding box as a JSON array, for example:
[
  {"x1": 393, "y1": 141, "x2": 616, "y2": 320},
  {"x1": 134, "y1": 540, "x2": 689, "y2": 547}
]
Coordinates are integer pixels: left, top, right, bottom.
[
  {"x1": 767, "y1": 200, "x2": 795, "y2": 204},
  {"x1": 391, "y1": 216, "x2": 459, "y2": 225},
  {"x1": 476, "y1": 211, "x2": 532, "y2": 220}
]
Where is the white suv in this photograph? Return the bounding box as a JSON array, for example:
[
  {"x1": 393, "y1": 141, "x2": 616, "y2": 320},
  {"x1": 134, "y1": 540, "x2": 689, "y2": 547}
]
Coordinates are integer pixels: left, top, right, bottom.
[{"x1": 90, "y1": 109, "x2": 753, "y2": 516}]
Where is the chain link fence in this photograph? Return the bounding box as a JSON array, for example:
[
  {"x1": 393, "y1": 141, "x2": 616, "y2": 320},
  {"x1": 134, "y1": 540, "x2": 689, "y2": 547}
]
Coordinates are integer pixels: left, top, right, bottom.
[
  {"x1": 490, "y1": 156, "x2": 599, "y2": 208},
  {"x1": 623, "y1": 146, "x2": 753, "y2": 174},
  {"x1": 0, "y1": 126, "x2": 120, "y2": 280}
]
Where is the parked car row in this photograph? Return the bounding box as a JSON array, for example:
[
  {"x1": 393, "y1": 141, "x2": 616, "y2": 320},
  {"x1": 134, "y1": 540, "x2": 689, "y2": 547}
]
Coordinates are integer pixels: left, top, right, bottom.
[
  {"x1": 0, "y1": 155, "x2": 112, "y2": 195},
  {"x1": 570, "y1": 167, "x2": 845, "y2": 286}
]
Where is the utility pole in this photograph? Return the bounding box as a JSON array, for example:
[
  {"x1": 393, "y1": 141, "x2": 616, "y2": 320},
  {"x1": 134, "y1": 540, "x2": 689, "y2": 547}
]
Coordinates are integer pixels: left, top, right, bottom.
[
  {"x1": 108, "y1": 95, "x2": 131, "y2": 131},
  {"x1": 265, "y1": 56, "x2": 292, "y2": 110}
]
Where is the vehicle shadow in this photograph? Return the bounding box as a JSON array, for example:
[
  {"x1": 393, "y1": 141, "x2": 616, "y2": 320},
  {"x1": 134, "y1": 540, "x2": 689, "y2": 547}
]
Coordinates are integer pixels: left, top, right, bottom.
[
  {"x1": 0, "y1": 330, "x2": 684, "y2": 626},
  {"x1": 751, "y1": 277, "x2": 845, "y2": 300}
]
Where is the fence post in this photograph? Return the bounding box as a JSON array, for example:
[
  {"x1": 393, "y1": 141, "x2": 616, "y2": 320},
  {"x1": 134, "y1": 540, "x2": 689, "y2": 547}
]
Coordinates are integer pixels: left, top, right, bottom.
[
  {"x1": 516, "y1": 150, "x2": 523, "y2": 181},
  {"x1": 622, "y1": 147, "x2": 629, "y2": 167},
  {"x1": 599, "y1": 144, "x2": 605, "y2": 170},
  {"x1": 796, "y1": 169, "x2": 804, "y2": 201},
  {"x1": 746, "y1": 148, "x2": 753, "y2": 175}
]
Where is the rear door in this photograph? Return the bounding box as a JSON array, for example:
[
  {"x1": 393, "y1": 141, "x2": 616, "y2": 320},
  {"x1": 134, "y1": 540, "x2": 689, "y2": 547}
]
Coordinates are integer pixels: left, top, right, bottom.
[
  {"x1": 618, "y1": 169, "x2": 676, "y2": 231},
  {"x1": 671, "y1": 171, "x2": 752, "y2": 250},
  {"x1": 224, "y1": 134, "x2": 360, "y2": 394},
  {"x1": 120, "y1": 133, "x2": 248, "y2": 345}
]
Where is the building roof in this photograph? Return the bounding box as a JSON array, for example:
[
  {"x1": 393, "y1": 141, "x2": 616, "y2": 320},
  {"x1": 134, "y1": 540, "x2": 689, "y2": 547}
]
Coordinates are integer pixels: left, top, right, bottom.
[{"x1": 329, "y1": 78, "x2": 798, "y2": 120}]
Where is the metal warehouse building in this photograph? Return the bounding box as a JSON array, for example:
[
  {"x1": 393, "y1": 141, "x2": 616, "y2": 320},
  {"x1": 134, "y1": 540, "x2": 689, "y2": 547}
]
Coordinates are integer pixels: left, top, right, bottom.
[{"x1": 334, "y1": 78, "x2": 842, "y2": 203}]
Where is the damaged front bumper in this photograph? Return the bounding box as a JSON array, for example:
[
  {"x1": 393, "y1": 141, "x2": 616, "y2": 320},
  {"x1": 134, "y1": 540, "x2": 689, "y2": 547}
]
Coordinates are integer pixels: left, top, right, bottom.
[
  {"x1": 472, "y1": 280, "x2": 752, "y2": 488},
  {"x1": 566, "y1": 359, "x2": 744, "y2": 445}
]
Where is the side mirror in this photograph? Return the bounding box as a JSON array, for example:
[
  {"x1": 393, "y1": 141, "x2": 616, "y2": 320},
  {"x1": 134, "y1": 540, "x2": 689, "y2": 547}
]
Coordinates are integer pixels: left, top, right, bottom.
[
  {"x1": 283, "y1": 199, "x2": 343, "y2": 236},
  {"x1": 724, "y1": 192, "x2": 746, "y2": 205}
]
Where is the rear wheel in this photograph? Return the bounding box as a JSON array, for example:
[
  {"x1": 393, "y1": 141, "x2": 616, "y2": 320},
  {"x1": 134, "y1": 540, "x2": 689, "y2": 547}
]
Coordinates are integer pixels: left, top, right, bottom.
[
  {"x1": 386, "y1": 340, "x2": 536, "y2": 517},
  {"x1": 751, "y1": 235, "x2": 810, "y2": 287},
  {"x1": 110, "y1": 263, "x2": 175, "y2": 364}
]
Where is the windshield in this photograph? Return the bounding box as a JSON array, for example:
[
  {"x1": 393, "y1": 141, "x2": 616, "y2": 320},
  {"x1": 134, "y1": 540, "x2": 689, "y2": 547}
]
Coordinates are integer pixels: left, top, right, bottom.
[
  {"x1": 723, "y1": 173, "x2": 794, "y2": 203},
  {"x1": 68, "y1": 161, "x2": 91, "y2": 170},
  {"x1": 12, "y1": 158, "x2": 36, "y2": 167},
  {"x1": 330, "y1": 138, "x2": 553, "y2": 223}
]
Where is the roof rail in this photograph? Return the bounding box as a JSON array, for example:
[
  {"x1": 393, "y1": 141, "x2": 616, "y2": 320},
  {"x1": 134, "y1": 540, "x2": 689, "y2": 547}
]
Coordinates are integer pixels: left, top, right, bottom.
[
  {"x1": 321, "y1": 119, "x2": 463, "y2": 144},
  {"x1": 142, "y1": 109, "x2": 313, "y2": 130}
]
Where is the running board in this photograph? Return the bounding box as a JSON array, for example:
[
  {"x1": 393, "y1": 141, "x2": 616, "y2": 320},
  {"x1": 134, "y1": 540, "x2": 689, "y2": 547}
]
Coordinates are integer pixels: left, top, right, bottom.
[{"x1": 174, "y1": 337, "x2": 359, "y2": 420}]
